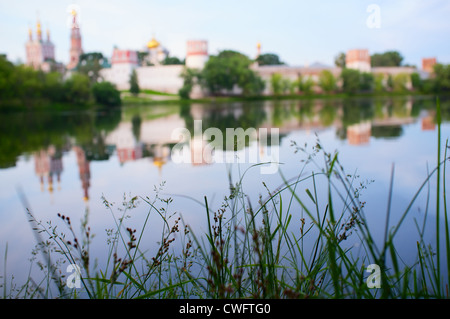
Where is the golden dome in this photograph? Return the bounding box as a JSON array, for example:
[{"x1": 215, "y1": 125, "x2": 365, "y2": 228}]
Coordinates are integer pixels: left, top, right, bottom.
[
  {"x1": 36, "y1": 20, "x2": 42, "y2": 36},
  {"x1": 147, "y1": 37, "x2": 160, "y2": 49},
  {"x1": 153, "y1": 158, "x2": 166, "y2": 169}
]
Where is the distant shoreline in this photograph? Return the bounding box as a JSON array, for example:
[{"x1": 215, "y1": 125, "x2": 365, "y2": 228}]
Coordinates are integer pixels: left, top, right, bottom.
[
  {"x1": 1, "y1": 91, "x2": 448, "y2": 111},
  {"x1": 122, "y1": 90, "x2": 447, "y2": 106}
]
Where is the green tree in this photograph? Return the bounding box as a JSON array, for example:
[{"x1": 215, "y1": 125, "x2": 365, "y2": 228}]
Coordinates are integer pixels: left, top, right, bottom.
[
  {"x1": 334, "y1": 52, "x2": 346, "y2": 68},
  {"x1": 341, "y1": 69, "x2": 374, "y2": 93},
  {"x1": 43, "y1": 71, "x2": 65, "y2": 102},
  {"x1": 410, "y1": 72, "x2": 422, "y2": 91},
  {"x1": 0, "y1": 56, "x2": 16, "y2": 100},
  {"x1": 256, "y1": 53, "x2": 285, "y2": 66},
  {"x1": 318, "y1": 70, "x2": 337, "y2": 93},
  {"x1": 178, "y1": 68, "x2": 202, "y2": 99},
  {"x1": 386, "y1": 74, "x2": 394, "y2": 91},
  {"x1": 288, "y1": 79, "x2": 297, "y2": 94},
  {"x1": 281, "y1": 78, "x2": 293, "y2": 94},
  {"x1": 374, "y1": 74, "x2": 385, "y2": 93},
  {"x1": 129, "y1": 69, "x2": 140, "y2": 96},
  {"x1": 77, "y1": 52, "x2": 106, "y2": 85},
  {"x1": 92, "y1": 81, "x2": 121, "y2": 106},
  {"x1": 296, "y1": 75, "x2": 315, "y2": 95},
  {"x1": 13, "y1": 65, "x2": 45, "y2": 101},
  {"x1": 392, "y1": 73, "x2": 410, "y2": 92},
  {"x1": 270, "y1": 73, "x2": 283, "y2": 95},
  {"x1": 269, "y1": 73, "x2": 292, "y2": 95},
  {"x1": 371, "y1": 51, "x2": 404, "y2": 67},
  {"x1": 200, "y1": 50, "x2": 263, "y2": 96},
  {"x1": 433, "y1": 63, "x2": 450, "y2": 92},
  {"x1": 239, "y1": 68, "x2": 265, "y2": 96},
  {"x1": 137, "y1": 51, "x2": 150, "y2": 66},
  {"x1": 178, "y1": 85, "x2": 192, "y2": 100},
  {"x1": 162, "y1": 56, "x2": 184, "y2": 65},
  {"x1": 421, "y1": 79, "x2": 436, "y2": 94},
  {"x1": 359, "y1": 72, "x2": 374, "y2": 92},
  {"x1": 64, "y1": 73, "x2": 91, "y2": 105},
  {"x1": 341, "y1": 68, "x2": 360, "y2": 94}
]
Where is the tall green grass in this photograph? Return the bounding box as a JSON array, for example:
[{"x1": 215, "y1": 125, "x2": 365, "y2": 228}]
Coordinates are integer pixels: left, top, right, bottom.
[{"x1": 2, "y1": 100, "x2": 449, "y2": 299}]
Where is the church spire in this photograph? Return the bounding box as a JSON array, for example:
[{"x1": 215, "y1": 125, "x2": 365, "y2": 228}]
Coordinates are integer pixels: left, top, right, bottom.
[
  {"x1": 68, "y1": 7, "x2": 83, "y2": 70},
  {"x1": 71, "y1": 8, "x2": 79, "y2": 28},
  {"x1": 36, "y1": 19, "x2": 42, "y2": 41}
]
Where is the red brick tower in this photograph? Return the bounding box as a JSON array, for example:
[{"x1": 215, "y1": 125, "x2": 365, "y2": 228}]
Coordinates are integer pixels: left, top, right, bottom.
[
  {"x1": 422, "y1": 58, "x2": 437, "y2": 73},
  {"x1": 67, "y1": 9, "x2": 83, "y2": 70}
]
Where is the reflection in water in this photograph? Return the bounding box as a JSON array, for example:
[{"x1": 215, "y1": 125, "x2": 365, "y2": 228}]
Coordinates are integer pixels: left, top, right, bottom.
[
  {"x1": 153, "y1": 144, "x2": 170, "y2": 175},
  {"x1": 34, "y1": 146, "x2": 63, "y2": 193},
  {"x1": 34, "y1": 144, "x2": 92, "y2": 203},
  {"x1": 347, "y1": 122, "x2": 371, "y2": 146},
  {"x1": 190, "y1": 136, "x2": 213, "y2": 166},
  {"x1": 117, "y1": 145, "x2": 143, "y2": 164},
  {"x1": 2, "y1": 95, "x2": 450, "y2": 289},
  {"x1": 73, "y1": 146, "x2": 91, "y2": 202},
  {"x1": 20, "y1": 95, "x2": 447, "y2": 199},
  {"x1": 422, "y1": 115, "x2": 436, "y2": 131}
]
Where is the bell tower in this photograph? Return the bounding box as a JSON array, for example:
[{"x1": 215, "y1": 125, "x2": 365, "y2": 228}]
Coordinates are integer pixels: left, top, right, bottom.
[
  {"x1": 67, "y1": 8, "x2": 83, "y2": 70},
  {"x1": 185, "y1": 40, "x2": 208, "y2": 70}
]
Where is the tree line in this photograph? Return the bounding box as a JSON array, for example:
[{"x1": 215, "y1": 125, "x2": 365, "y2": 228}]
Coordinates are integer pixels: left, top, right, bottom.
[
  {"x1": 0, "y1": 55, "x2": 121, "y2": 107},
  {"x1": 2, "y1": 49, "x2": 449, "y2": 106},
  {"x1": 335, "y1": 50, "x2": 407, "y2": 68},
  {"x1": 179, "y1": 50, "x2": 266, "y2": 99},
  {"x1": 179, "y1": 50, "x2": 450, "y2": 99},
  {"x1": 279, "y1": 64, "x2": 450, "y2": 96}
]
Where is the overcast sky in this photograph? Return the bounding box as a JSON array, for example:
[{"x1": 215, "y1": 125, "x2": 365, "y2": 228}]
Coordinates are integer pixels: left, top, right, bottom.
[{"x1": 1, "y1": 0, "x2": 449, "y2": 67}]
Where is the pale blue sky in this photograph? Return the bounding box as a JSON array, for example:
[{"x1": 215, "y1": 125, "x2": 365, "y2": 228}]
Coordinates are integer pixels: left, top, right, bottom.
[{"x1": 1, "y1": 0, "x2": 449, "y2": 67}]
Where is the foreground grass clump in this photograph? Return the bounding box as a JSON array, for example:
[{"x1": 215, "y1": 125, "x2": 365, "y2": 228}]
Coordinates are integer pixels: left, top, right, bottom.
[{"x1": 3, "y1": 102, "x2": 449, "y2": 299}]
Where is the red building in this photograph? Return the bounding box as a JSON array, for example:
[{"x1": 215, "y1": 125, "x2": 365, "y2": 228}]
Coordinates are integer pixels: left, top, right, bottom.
[
  {"x1": 346, "y1": 49, "x2": 371, "y2": 72},
  {"x1": 186, "y1": 40, "x2": 208, "y2": 69},
  {"x1": 422, "y1": 58, "x2": 437, "y2": 73},
  {"x1": 67, "y1": 9, "x2": 83, "y2": 70},
  {"x1": 111, "y1": 48, "x2": 138, "y2": 65}
]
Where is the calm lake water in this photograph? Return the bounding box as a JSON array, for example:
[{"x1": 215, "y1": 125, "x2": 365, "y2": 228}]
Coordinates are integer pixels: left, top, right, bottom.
[{"x1": 1, "y1": 95, "x2": 449, "y2": 290}]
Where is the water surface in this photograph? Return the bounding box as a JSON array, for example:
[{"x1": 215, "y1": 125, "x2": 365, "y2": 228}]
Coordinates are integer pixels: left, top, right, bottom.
[{"x1": 1, "y1": 95, "x2": 449, "y2": 289}]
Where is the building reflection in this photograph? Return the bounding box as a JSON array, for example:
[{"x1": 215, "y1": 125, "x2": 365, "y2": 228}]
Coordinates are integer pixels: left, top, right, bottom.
[
  {"x1": 73, "y1": 146, "x2": 91, "y2": 202},
  {"x1": 152, "y1": 144, "x2": 170, "y2": 175},
  {"x1": 190, "y1": 136, "x2": 213, "y2": 166},
  {"x1": 347, "y1": 122, "x2": 371, "y2": 145},
  {"x1": 421, "y1": 115, "x2": 435, "y2": 131},
  {"x1": 105, "y1": 115, "x2": 185, "y2": 176},
  {"x1": 49, "y1": 146, "x2": 63, "y2": 192},
  {"x1": 34, "y1": 146, "x2": 63, "y2": 193},
  {"x1": 117, "y1": 145, "x2": 143, "y2": 163},
  {"x1": 29, "y1": 97, "x2": 445, "y2": 205}
]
